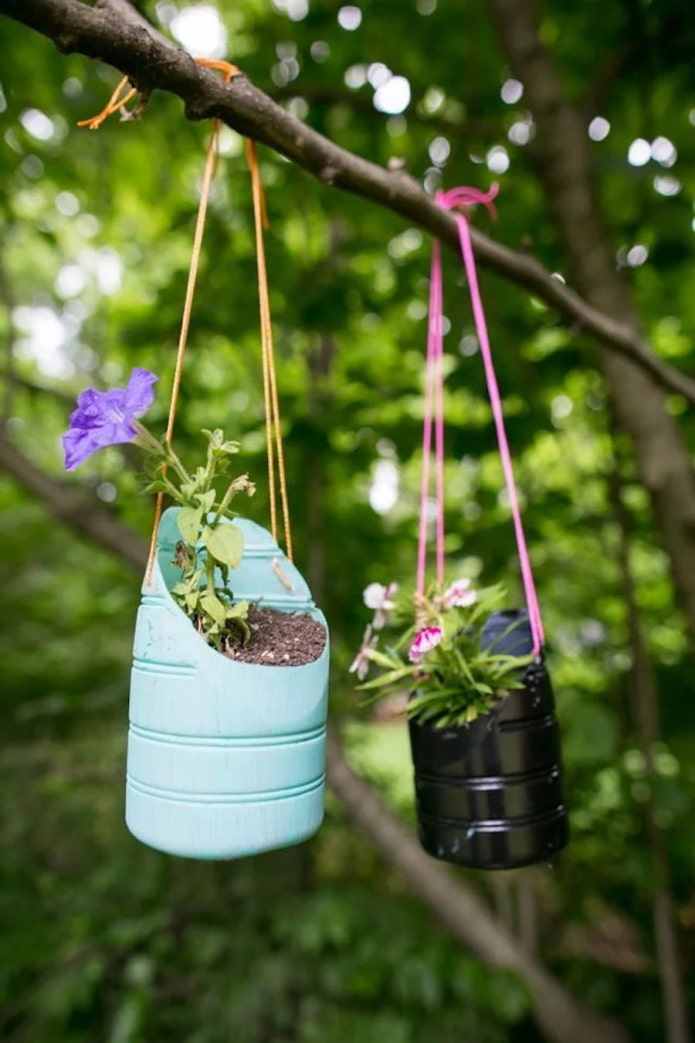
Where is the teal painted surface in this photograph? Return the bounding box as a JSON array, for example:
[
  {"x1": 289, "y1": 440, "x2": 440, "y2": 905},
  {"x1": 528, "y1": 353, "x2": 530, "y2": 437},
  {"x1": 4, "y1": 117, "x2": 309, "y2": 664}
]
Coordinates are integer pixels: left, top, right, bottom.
[{"x1": 125, "y1": 507, "x2": 330, "y2": 860}]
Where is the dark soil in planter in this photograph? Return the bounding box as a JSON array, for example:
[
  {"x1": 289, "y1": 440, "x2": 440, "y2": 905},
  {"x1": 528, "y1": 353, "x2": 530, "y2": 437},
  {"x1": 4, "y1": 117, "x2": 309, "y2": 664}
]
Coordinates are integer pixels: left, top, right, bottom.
[{"x1": 222, "y1": 606, "x2": 327, "y2": 666}]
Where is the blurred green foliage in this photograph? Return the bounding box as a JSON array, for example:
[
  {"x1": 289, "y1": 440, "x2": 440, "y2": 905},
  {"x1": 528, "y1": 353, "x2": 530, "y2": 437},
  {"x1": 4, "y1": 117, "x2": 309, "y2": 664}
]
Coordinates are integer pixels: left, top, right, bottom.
[{"x1": 0, "y1": 0, "x2": 694, "y2": 1040}]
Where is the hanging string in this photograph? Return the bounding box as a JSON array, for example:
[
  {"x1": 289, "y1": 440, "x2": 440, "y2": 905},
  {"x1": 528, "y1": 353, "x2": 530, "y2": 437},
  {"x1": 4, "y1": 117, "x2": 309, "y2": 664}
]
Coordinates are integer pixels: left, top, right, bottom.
[
  {"x1": 245, "y1": 139, "x2": 293, "y2": 561},
  {"x1": 416, "y1": 238, "x2": 445, "y2": 599},
  {"x1": 77, "y1": 76, "x2": 138, "y2": 130},
  {"x1": 246, "y1": 140, "x2": 276, "y2": 546},
  {"x1": 421, "y1": 185, "x2": 544, "y2": 655},
  {"x1": 143, "y1": 117, "x2": 222, "y2": 584},
  {"x1": 77, "y1": 63, "x2": 299, "y2": 585},
  {"x1": 433, "y1": 241, "x2": 445, "y2": 591},
  {"x1": 77, "y1": 61, "x2": 238, "y2": 585},
  {"x1": 78, "y1": 60, "x2": 240, "y2": 130},
  {"x1": 144, "y1": 60, "x2": 240, "y2": 584}
]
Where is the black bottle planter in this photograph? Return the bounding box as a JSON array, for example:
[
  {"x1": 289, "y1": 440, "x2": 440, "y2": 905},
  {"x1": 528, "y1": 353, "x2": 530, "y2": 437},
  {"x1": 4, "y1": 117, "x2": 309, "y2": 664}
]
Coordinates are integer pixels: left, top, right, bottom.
[{"x1": 409, "y1": 610, "x2": 569, "y2": 870}]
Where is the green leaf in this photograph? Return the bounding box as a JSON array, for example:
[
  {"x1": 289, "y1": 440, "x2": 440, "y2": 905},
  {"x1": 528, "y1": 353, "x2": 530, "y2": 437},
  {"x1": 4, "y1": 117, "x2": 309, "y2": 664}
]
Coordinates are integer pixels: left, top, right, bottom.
[
  {"x1": 451, "y1": 646, "x2": 476, "y2": 686},
  {"x1": 142, "y1": 479, "x2": 177, "y2": 496},
  {"x1": 358, "y1": 667, "x2": 413, "y2": 690},
  {"x1": 204, "y1": 429, "x2": 240, "y2": 455},
  {"x1": 231, "y1": 618, "x2": 251, "y2": 645},
  {"x1": 204, "y1": 524, "x2": 244, "y2": 568},
  {"x1": 195, "y1": 490, "x2": 216, "y2": 513},
  {"x1": 177, "y1": 506, "x2": 203, "y2": 547},
  {"x1": 363, "y1": 647, "x2": 404, "y2": 670},
  {"x1": 226, "y1": 600, "x2": 249, "y2": 620},
  {"x1": 200, "y1": 592, "x2": 227, "y2": 625}
]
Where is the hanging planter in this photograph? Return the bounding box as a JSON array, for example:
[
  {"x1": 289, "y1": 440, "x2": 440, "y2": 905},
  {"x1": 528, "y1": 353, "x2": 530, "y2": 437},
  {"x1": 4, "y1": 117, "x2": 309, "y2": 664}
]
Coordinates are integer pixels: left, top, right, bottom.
[
  {"x1": 67, "y1": 68, "x2": 330, "y2": 860},
  {"x1": 408, "y1": 610, "x2": 567, "y2": 870},
  {"x1": 126, "y1": 507, "x2": 329, "y2": 860},
  {"x1": 61, "y1": 373, "x2": 330, "y2": 861},
  {"x1": 350, "y1": 184, "x2": 569, "y2": 870}
]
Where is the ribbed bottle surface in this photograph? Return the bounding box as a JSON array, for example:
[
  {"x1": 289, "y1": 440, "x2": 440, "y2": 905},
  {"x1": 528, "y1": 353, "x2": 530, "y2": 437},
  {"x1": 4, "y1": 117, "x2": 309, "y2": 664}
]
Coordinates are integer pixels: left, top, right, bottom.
[
  {"x1": 125, "y1": 509, "x2": 329, "y2": 860},
  {"x1": 409, "y1": 610, "x2": 568, "y2": 870}
]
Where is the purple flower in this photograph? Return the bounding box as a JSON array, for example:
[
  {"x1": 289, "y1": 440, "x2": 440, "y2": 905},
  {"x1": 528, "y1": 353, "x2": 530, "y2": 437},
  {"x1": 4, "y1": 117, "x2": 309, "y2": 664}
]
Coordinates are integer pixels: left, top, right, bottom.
[
  {"x1": 408, "y1": 626, "x2": 443, "y2": 664},
  {"x1": 63, "y1": 367, "x2": 158, "y2": 471}
]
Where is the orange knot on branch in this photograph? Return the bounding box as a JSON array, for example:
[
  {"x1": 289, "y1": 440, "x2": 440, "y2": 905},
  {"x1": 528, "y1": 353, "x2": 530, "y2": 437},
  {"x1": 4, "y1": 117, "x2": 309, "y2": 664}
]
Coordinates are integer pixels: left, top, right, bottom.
[
  {"x1": 77, "y1": 75, "x2": 138, "y2": 130},
  {"x1": 77, "y1": 58, "x2": 241, "y2": 130},
  {"x1": 195, "y1": 58, "x2": 240, "y2": 83}
]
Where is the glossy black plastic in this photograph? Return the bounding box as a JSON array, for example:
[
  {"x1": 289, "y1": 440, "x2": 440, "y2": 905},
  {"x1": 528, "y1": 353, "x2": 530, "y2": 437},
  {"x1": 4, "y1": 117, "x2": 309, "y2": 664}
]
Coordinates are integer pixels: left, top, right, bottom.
[{"x1": 409, "y1": 610, "x2": 569, "y2": 870}]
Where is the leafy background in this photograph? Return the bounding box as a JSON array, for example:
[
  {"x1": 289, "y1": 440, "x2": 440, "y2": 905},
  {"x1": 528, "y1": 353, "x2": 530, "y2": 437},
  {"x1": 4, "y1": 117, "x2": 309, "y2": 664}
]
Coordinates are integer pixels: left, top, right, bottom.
[{"x1": 0, "y1": 0, "x2": 694, "y2": 1040}]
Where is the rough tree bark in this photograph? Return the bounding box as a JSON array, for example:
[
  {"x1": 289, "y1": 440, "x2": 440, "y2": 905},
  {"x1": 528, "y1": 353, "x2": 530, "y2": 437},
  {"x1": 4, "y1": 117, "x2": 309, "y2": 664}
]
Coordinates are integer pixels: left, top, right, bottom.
[
  {"x1": 488, "y1": 0, "x2": 695, "y2": 639},
  {"x1": 487, "y1": 2, "x2": 692, "y2": 1034},
  {"x1": 0, "y1": 431, "x2": 629, "y2": 1043},
  {"x1": 608, "y1": 463, "x2": 691, "y2": 1043},
  {"x1": 0, "y1": 0, "x2": 694, "y2": 404}
]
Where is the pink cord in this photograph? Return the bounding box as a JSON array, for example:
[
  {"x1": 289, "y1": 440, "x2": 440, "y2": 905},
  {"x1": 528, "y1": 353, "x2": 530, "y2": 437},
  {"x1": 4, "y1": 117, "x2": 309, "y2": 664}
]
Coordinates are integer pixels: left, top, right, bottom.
[
  {"x1": 416, "y1": 183, "x2": 544, "y2": 655},
  {"x1": 416, "y1": 239, "x2": 445, "y2": 596}
]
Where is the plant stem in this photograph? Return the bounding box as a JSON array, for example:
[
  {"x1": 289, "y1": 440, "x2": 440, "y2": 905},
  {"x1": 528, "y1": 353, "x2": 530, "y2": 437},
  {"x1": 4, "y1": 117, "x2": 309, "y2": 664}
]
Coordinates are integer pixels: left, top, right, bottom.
[
  {"x1": 205, "y1": 553, "x2": 215, "y2": 593},
  {"x1": 203, "y1": 439, "x2": 216, "y2": 491},
  {"x1": 212, "y1": 478, "x2": 241, "y2": 526},
  {"x1": 163, "y1": 442, "x2": 193, "y2": 486},
  {"x1": 157, "y1": 473, "x2": 185, "y2": 502},
  {"x1": 132, "y1": 420, "x2": 165, "y2": 456},
  {"x1": 133, "y1": 420, "x2": 191, "y2": 486}
]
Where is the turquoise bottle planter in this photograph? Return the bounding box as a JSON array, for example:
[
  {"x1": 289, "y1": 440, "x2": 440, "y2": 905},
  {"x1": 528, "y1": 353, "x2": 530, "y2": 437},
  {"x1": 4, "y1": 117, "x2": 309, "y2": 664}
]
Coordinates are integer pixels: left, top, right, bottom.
[{"x1": 125, "y1": 507, "x2": 329, "y2": 860}]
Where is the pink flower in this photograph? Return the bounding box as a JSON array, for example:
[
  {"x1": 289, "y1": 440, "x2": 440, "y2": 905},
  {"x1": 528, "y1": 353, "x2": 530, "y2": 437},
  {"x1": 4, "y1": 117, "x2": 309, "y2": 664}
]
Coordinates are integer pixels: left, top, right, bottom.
[
  {"x1": 363, "y1": 581, "x2": 398, "y2": 630},
  {"x1": 442, "y1": 578, "x2": 477, "y2": 609},
  {"x1": 408, "y1": 626, "x2": 443, "y2": 664},
  {"x1": 349, "y1": 625, "x2": 378, "y2": 681}
]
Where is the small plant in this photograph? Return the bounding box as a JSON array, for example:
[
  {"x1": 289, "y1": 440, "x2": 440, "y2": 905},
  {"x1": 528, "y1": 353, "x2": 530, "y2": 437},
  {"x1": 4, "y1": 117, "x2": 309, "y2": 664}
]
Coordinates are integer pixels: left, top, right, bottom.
[
  {"x1": 350, "y1": 578, "x2": 533, "y2": 727},
  {"x1": 63, "y1": 367, "x2": 255, "y2": 648}
]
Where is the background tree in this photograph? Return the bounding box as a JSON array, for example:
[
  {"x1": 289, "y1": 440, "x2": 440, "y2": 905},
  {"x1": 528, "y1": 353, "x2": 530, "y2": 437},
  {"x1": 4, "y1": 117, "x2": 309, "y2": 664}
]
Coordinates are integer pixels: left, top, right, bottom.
[{"x1": 0, "y1": 1, "x2": 693, "y2": 1042}]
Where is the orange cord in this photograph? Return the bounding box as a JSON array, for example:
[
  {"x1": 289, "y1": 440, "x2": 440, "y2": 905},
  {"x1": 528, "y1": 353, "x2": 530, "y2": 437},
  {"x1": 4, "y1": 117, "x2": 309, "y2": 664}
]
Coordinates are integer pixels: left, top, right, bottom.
[
  {"x1": 195, "y1": 59, "x2": 240, "y2": 78},
  {"x1": 145, "y1": 60, "x2": 241, "y2": 583},
  {"x1": 77, "y1": 60, "x2": 240, "y2": 130},
  {"x1": 77, "y1": 76, "x2": 138, "y2": 129},
  {"x1": 246, "y1": 139, "x2": 277, "y2": 546},
  {"x1": 78, "y1": 59, "x2": 293, "y2": 575},
  {"x1": 246, "y1": 139, "x2": 293, "y2": 561},
  {"x1": 144, "y1": 118, "x2": 221, "y2": 583}
]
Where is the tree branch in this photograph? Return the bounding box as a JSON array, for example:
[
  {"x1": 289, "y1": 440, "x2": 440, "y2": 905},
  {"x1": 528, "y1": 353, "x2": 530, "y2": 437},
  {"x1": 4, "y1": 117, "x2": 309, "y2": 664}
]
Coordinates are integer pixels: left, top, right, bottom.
[
  {"x1": 0, "y1": 429, "x2": 146, "y2": 569},
  {"x1": 0, "y1": 0, "x2": 693, "y2": 405},
  {"x1": 607, "y1": 445, "x2": 691, "y2": 1043},
  {"x1": 0, "y1": 427, "x2": 628, "y2": 1043},
  {"x1": 326, "y1": 729, "x2": 628, "y2": 1043}
]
